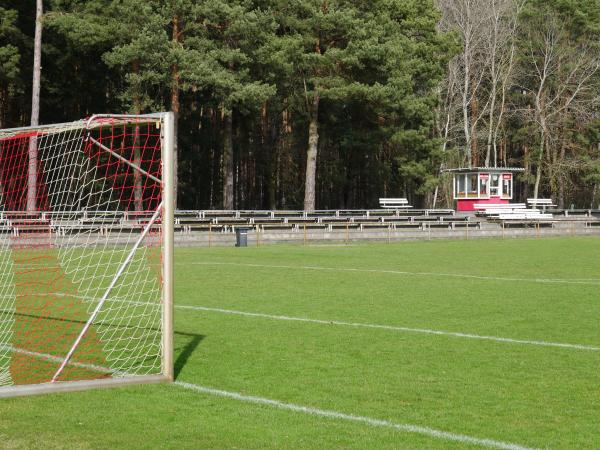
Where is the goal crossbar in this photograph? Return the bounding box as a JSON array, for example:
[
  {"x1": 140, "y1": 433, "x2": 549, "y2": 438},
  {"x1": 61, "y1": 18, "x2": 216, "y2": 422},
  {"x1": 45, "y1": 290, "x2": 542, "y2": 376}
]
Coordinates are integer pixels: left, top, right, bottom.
[{"x1": 0, "y1": 113, "x2": 165, "y2": 136}]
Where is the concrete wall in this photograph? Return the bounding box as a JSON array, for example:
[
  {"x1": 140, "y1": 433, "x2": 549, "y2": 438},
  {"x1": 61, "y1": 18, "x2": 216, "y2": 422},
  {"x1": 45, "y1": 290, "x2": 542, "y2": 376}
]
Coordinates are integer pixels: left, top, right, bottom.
[{"x1": 174, "y1": 221, "x2": 600, "y2": 247}]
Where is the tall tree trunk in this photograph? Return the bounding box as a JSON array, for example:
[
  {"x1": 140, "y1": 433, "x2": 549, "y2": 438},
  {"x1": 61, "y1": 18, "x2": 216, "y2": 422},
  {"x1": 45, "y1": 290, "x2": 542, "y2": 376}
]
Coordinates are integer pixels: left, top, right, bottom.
[
  {"x1": 434, "y1": 108, "x2": 451, "y2": 208},
  {"x1": 461, "y1": 12, "x2": 472, "y2": 168},
  {"x1": 462, "y1": 75, "x2": 471, "y2": 166},
  {"x1": 558, "y1": 176, "x2": 565, "y2": 209},
  {"x1": 279, "y1": 106, "x2": 292, "y2": 208},
  {"x1": 523, "y1": 144, "x2": 530, "y2": 201},
  {"x1": 485, "y1": 83, "x2": 497, "y2": 167},
  {"x1": 222, "y1": 110, "x2": 234, "y2": 209},
  {"x1": 133, "y1": 126, "x2": 143, "y2": 212},
  {"x1": 470, "y1": 96, "x2": 478, "y2": 166},
  {"x1": 533, "y1": 132, "x2": 545, "y2": 200},
  {"x1": 0, "y1": 87, "x2": 6, "y2": 128},
  {"x1": 303, "y1": 93, "x2": 320, "y2": 211},
  {"x1": 170, "y1": 12, "x2": 181, "y2": 210},
  {"x1": 557, "y1": 142, "x2": 567, "y2": 208},
  {"x1": 262, "y1": 102, "x2": 278, "y2": 210},
  {"x1": 27, "y1": 0, "x2": 43, "y2": 212},
  {"x1": 131, "y1": 62, "x2": 143, "y2": 212}
]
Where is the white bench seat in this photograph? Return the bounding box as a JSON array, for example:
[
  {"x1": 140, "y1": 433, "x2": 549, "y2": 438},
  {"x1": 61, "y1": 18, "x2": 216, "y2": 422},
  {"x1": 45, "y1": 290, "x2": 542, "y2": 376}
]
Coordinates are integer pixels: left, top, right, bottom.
[
  {"x1": 498, "y1": 213, "x2": 553, "y2": 220},
  {"x1": 527, "y1": 198, "x2": 556, "y2": 210},
  {"x1": 527, "y1": 198, "x2": 555, "y2": 205},
  {"x1": 485, "y1": 208, "x2": 536, "y2": 215},
  {"x1": 379, "y1": 198, "x2": 413, "y2": 209},
  {"x1": 474, "y1": 203, "x2": 526, "y2": 211}
]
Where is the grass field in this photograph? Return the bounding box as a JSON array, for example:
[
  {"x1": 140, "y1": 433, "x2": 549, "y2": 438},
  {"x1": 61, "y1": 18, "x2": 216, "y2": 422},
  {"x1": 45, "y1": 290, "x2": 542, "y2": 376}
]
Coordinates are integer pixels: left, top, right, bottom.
[{"x1": 1, "y1": 237, "x2": 600, "y2": 449}]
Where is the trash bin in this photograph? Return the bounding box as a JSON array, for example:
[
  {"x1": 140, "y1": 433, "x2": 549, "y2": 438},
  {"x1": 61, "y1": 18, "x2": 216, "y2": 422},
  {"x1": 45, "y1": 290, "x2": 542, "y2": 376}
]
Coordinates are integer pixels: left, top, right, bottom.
[{"x1": 235, "y1": 227, "x2": 249, "y2": 247}]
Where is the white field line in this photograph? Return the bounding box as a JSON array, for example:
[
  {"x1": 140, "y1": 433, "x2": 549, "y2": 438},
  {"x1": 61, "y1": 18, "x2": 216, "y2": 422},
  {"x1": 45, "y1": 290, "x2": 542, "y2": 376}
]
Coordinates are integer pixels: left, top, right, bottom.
[
  {"x1": 174, "y1": 381, "x2": 538, "y2": 450},
  {"x1": 3, "y1": 295, "x2": 598, "y2": 351},
  {"x1": 0, "y1": 344, "x2": 119, "y2": 375},
  {"x1": 13, "y1": 262, "x2": 600, "y2": 284},
  {"x1": 178, "y1": 305, "x2": 600, "y2": 352},
  {"x1": 186, "y1": 261, "x2": 600, "y2": 286},
  {"x1": 0, "y1": 344, "x2": 538, "y2": 450}
]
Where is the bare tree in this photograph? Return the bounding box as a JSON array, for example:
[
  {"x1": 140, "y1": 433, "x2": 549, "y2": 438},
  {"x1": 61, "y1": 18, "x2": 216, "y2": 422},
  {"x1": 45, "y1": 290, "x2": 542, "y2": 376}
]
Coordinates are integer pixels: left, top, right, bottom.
[
  {"x1": 521, "y1": 11, "x2": 600, "y2": 200},
  {"x1": 27, "y1": 0, "x2": 43, "y2": 212},
  {"x1": 433, "y1": 60, "x2": 461, "y2": 207},
  {"x1": 438, "y1": 0, "x2": 525, "y2": 170},
  {"x1": 438, "y1": 0, "x2": 492, "y2": 167},
  {"x1": 483, "y1": 0, "x2": 522, "y2": 167}
]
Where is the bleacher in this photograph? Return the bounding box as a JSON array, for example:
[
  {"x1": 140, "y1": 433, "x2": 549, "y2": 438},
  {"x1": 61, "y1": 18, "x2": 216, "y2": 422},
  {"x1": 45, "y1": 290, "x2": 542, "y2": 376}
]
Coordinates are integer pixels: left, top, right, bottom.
[
  {"x1": 0, "y1": 208, "x2": 477, "y2": 236},
  {"x1": 1, "y1": 206, "x2": 599, "y2": 238},
  {"x1": 474, "y1": 203, "x2": 554, "y2": 222}
]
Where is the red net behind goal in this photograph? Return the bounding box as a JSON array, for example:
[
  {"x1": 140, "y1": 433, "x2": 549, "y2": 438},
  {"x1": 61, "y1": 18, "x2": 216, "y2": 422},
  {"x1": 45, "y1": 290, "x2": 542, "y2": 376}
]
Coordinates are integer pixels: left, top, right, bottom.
[{"x1": 0, "y1": 115, "x2": 168, "y2": 389}]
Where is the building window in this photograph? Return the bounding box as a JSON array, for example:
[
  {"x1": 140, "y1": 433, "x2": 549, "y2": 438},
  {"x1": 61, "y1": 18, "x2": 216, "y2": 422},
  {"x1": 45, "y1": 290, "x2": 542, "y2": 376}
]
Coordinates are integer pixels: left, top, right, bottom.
[
  {"x1": 490, "y1": 174, "x2": 500, "y2": 196},
  {"x1": 479, "y1": 174, "x2": 489, "y2": 198},
  {"x1": 456, "y1": 174, "x2": 466, "y2": 198},
  {"x1": 468, "y1": 174, "x2": 478, "y2": 197},
  {"x1": 502, "y1": 174, "x2": 513, "y2": 198}
]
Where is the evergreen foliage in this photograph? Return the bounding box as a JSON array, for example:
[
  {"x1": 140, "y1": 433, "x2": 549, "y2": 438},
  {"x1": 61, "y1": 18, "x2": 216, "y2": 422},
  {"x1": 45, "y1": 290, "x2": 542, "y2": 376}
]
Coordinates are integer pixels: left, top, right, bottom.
[{"x1": 2, "y1": 0, "x2": 599, "y2": 209}]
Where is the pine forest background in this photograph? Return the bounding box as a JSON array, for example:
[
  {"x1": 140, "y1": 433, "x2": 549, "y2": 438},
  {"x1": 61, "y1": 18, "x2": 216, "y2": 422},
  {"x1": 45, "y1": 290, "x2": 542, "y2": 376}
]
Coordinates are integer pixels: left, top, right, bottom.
[{"x1": 1, "y1": 0, "x2": 599, "y2": 211}]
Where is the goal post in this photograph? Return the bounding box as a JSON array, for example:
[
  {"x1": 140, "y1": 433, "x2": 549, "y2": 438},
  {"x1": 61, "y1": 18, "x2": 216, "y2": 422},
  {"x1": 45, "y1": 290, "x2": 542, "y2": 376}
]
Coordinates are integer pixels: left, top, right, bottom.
[{"x1": 0, "y1": 112, "x2": 174, "y2": 398}]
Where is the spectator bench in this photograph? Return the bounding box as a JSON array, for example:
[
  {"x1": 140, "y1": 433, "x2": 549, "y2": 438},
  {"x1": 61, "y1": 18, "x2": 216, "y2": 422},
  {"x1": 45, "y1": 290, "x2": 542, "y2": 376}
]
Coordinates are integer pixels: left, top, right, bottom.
[
  {"x1": 379, "y1": 198, "x2": 412, "y2": 209},
  {"x1": 527, "y1": 198, "x2": 556, "y2": 211}
]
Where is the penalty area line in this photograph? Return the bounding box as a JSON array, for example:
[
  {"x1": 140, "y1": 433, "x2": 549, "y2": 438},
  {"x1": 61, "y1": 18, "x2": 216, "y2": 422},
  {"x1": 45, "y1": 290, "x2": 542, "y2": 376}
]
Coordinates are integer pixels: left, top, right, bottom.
[
  {"x1": 177, "y1": 305, "x2": 600, "y2": 352},
  {"x1": 2, "y1": 343, "x2": 538, "y2": 449},
  {"x1": 185, "y1": 261, "x2": 600, "y2": 286},
  {"x1": 174, "y1": 381, "x2": 538, "y2": 450}
]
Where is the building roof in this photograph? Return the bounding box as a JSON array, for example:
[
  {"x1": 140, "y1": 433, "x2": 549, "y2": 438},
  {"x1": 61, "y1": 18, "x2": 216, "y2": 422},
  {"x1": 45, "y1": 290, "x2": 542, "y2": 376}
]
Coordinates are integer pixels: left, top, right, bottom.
[{"x1": 443, "y1": 167, "x2": 525, "y2": 174}]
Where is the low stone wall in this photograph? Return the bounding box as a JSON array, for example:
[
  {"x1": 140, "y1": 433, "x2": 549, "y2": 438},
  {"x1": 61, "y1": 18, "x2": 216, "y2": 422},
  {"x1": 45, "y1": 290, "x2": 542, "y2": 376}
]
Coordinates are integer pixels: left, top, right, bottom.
[
  {"x1": 174, "y1": 220, "x2": 600, "y2": 247},
  {"x1": 1, "y1": 219, "x2": 598, "y2": 248}
]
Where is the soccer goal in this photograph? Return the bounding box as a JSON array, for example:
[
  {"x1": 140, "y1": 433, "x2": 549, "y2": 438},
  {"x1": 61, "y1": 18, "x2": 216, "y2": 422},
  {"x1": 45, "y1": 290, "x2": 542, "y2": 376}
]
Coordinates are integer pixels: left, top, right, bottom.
[{"x1": 0, "y1": 113, "x2": 174, "y2": 397}]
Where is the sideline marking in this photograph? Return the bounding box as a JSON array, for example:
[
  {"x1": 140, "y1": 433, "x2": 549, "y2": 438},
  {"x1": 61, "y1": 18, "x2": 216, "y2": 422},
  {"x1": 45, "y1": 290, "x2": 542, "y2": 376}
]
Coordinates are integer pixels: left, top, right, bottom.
[
  {"x1": 15, "y1": 261, "x2": 600, "y2": 285},
  {"x1": 0, "y1": 344, "x2": 539, "y2": 449},
  {"x1": 178, "y1": 305, "x2": 600, "y2": 351},
  {"x1": 186, "y1": 261, "x2": 600, "y2": 286},
  {"x1": 174, "y1": 381, "x2": 538, "y2": 450}
]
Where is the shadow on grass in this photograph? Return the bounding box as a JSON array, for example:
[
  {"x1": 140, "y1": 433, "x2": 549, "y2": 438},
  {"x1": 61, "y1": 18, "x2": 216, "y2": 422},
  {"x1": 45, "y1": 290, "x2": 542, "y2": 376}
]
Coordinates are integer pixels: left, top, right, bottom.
[
  {"x1": 174, "y1": 331, "x2": 205, "y2": 379},
  {"x1": 6, "y1": 310, "x2": 206, "y2": 380}
]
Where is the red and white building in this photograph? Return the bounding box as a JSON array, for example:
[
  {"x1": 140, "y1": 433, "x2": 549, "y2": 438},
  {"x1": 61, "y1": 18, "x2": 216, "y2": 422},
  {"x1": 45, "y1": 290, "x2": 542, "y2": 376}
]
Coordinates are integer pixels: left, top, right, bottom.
[{"x1": 446, "y1": 167, "x2": 524, "y2": 212}]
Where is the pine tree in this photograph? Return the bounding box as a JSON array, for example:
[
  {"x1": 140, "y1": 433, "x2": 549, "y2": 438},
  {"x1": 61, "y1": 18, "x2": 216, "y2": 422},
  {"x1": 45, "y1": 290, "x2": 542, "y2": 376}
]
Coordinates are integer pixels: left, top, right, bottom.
[
  {"x1": 266, "y1": 0, "x2": 450, "y2": 209},
  {"x1": 0, "y1": 6, "x2": 23, "y2": 128},
  {"x1": 193, "y1": 0, "x2": 276, "y2": 209}
]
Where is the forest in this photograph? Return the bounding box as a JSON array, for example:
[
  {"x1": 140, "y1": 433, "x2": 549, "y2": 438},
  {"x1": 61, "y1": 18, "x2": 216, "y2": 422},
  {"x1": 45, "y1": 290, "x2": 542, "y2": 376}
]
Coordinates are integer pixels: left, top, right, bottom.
[{"x1": 1, "y1": 0, "x2": 599, "y2": 210}]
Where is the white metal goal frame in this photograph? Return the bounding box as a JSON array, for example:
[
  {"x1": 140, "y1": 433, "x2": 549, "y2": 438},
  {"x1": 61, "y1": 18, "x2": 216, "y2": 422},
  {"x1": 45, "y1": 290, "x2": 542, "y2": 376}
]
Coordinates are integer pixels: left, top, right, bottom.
[{"x1": 0, "y1": 112, "x2": 174, "y2": 398}]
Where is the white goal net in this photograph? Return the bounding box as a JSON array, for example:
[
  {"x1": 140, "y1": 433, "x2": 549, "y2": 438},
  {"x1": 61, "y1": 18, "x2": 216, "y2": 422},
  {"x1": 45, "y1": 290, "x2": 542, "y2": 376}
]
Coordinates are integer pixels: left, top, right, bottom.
[{"x1": 0, "y1": 113, "x2": 174, "y2": 396}]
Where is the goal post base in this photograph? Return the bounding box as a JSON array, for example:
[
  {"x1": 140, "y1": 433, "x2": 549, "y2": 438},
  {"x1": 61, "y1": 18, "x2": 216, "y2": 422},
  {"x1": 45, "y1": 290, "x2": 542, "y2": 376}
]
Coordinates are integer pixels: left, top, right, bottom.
[{"x1": 0, "y1": 375, "x2": 171, "y2": 399}]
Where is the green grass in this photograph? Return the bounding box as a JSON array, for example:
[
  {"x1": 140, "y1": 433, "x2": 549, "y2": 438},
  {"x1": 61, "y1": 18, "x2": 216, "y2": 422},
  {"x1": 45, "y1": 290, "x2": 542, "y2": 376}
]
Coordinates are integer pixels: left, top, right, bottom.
[{"x1": 2, "y1": 237, "x2": 600, "y2": 449}]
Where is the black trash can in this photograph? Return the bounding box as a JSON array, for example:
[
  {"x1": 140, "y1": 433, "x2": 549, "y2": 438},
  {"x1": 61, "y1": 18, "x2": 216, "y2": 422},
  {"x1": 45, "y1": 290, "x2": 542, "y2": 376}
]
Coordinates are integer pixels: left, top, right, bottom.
[{"x1": 235, "y1": 227, "x2": 249, "y2": 247}]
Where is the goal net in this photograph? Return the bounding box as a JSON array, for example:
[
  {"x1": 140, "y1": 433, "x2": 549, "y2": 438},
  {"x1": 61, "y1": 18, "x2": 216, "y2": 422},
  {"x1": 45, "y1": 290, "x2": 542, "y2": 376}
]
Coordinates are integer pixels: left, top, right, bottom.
[{"x1": 0, "y1": 113, "x2": 174, "y2": 397}]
